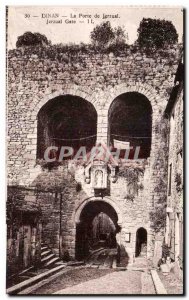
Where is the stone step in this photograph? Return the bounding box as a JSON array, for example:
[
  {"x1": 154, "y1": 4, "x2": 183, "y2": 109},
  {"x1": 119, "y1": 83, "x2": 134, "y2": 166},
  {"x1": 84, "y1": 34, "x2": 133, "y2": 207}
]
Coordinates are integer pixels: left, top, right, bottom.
[
  {"x1": 116, "y1": 266, "x2": 127, "y2": 271},
  {"x1": 55, "y1": 261, "x2": 67, "y2": 266},
  {"x1": 41, "y1": 253, "x2": 55, "y2": 263},
  {"x1": 67, "y1": 261, "x2": 85, "y2": 267},
  {"x1": 26, "y1": 272, "x2": 42, "y2": 277},
  {"x1": 18, "y1": 266, "x2": 34, "y2": 276},
  {"x1": 41, "y1": 250, "x2": 52, "y2": 257},
  {"x1": 99, "y1": 265, "x2": 109, "y2": 269},
  {"x1": 7, "y1": 265, "x2": 65, "y2": 295},
  {"x1": 90, "y1": 265, "x2": 99, "y2": 269},
  {"x1": 18, "y1": 267, "x2": 69, "y2": 295},
  {"x1": 18, "y1": 275, "x2": 31, "y2": 280},
  {"x1": 45, "y1": 257, "x2": 60, "y2": 267},
  {"x1": 41, "y1": 246, "x2": 48, "y2": 251}
]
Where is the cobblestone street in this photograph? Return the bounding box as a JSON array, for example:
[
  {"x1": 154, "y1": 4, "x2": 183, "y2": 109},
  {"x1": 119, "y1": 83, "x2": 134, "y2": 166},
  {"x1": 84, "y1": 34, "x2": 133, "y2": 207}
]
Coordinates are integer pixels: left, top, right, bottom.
[
  {"x1": 30, "y1": 267, "x2": 155, "y2": 295},
  {"x1": 55, "y1": 270, "x2": 142, "y2": 294}
]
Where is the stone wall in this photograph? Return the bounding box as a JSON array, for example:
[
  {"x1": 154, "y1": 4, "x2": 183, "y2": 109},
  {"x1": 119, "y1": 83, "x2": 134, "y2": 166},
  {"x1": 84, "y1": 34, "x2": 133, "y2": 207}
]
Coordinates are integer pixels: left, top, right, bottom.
[
  {"x1": 32, "y1": 167, "x2": 89, "y2": 258},
  {"x1": 7, "y1": 45, "x2": 182, "y2": 264},
  {"x1": 166, "y1": 85, "x2": 183, "y2": 212},
  {"x1": 165, "y1": 79, "x2": 183, "y2": 266},
  {"x1": 7, "y1": 45, "x2": 181, "y2": 185}
]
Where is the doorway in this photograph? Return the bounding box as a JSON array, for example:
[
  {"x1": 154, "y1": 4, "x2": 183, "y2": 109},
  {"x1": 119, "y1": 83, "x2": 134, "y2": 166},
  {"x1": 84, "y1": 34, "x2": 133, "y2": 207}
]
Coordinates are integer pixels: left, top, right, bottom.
[
  {"x1": 75, "y1": 201, "x2": 119, "y2": 260},
  {"x1": 135, "y1": 227, "x2": 147, "y2": 257}
]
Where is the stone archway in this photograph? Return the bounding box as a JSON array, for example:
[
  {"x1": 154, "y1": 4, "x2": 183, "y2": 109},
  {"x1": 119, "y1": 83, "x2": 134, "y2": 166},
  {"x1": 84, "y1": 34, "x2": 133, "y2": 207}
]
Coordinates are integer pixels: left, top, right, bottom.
[
  {"x1": 105, "y1": 82, "x2": 166, "y2": 112},
  {"x1": 108, "y1": 92, "x2": 152, "y2": 159},
  {"x1": 25, "y1": 82, "x2": 165, "y2": 159},
  {"x1": 135, "y1": 227, "x2": 147, "y2": 257},
  {"x1": 36, "y1": 94, "x2": 98, "y2": 159},
  {"x1": 75, "y1": 197, "x2": 123, "y2": 226},
  {"x1": 24, "y1": 86, "x2": 98, "y2": 163},
  {"x1": 96, "y1": 82, "x2": 165, "y2": 144},
  {"x1": 30, "y1": 85, "x2": 98, "y2": 118},
  {"x1": 75, "y1": 198, "x2": 122, "y2": 260}
]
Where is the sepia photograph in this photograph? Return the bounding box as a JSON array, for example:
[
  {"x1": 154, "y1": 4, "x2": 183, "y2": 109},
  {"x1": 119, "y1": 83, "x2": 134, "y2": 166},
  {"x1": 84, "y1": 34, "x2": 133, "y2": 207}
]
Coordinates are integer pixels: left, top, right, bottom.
[{"x1": 6, "y1": 6, "x2": 184, "y2": 295}]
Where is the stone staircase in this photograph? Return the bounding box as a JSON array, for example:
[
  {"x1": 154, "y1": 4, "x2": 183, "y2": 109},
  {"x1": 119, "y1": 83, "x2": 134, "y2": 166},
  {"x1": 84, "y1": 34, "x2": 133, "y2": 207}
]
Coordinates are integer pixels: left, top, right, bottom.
[
  {"x1": 40, "y1": 244, "x2": 61, "y2": 267},
  {"x1": 7, "y1": 243, "x2": 62, "y2": 289}
]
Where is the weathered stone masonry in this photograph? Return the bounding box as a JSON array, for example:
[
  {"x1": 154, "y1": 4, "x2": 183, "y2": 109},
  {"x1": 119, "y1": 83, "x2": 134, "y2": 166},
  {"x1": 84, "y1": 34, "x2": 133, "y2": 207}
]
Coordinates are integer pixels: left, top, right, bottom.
[
  {"x1": 164, "y1": 58, "x2": 183, "y2": 271},
  {"x1": 7, "y1": 45, "x2": 182, "y2": 264}
]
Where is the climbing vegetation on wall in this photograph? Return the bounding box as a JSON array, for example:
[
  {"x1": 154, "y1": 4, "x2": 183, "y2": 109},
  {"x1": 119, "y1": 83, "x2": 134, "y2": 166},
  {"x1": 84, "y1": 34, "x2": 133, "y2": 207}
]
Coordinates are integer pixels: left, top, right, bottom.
[
  {"x1": 150, "y1": 119, "x2": 169, "y2": 233},
  {"x1": 117, "y1": 163, "x2": 145, "y2": 201},
  {"x1": 33, "y1": 165, "x2": 76, "y2": 194}
]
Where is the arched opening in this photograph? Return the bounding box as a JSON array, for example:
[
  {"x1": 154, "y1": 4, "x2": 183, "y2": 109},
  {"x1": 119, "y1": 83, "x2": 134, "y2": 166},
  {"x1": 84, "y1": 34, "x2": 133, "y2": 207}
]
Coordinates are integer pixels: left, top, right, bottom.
[
  {"x1": 75, "y1": 201, "x2": 120, "y2": 260},
  {"x1": 37, "y1": 95, "x2": 97, "y2": 159},
  {"x1": 135, "y1": 227, "x2": 147, "y2": 257},
  {"x1": 108, "y1": 92, "x2": 152, "y2": 159}
]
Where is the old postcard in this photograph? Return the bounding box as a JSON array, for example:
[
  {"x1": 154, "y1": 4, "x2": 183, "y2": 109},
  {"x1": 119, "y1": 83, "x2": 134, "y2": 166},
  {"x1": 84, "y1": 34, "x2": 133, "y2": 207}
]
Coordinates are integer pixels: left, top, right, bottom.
[{"x1": 6, "y1": 6, "x2": 184, "y2": 295}]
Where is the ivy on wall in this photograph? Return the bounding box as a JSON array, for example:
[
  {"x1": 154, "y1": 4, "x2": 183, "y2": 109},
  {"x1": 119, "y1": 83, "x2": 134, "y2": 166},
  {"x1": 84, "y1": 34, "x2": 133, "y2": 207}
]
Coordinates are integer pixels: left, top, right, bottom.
[
  {"x1": 175, "y1": 172, "x2": 182, "y2": 193},
  {"x1": 9, "y1": 42, "x2": 182, "y2": 63},
  {"x1": 150, "y1": 118, "x2": 169, "y2": 233},
  {"x1": 117, "y1": 163, "x2": 145, "y2": 201}
]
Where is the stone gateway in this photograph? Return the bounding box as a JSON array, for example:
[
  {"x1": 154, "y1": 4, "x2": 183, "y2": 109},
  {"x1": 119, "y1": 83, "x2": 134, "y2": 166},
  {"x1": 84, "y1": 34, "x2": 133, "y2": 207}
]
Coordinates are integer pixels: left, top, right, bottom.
[{"x1": 7, "y1": 43, "x2": 183, "y2": 274}]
